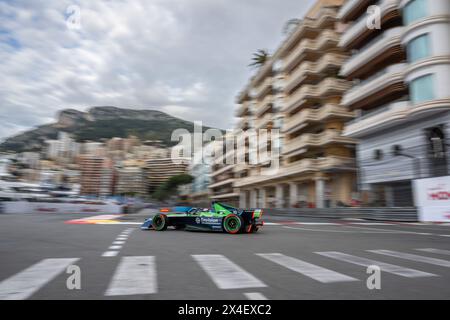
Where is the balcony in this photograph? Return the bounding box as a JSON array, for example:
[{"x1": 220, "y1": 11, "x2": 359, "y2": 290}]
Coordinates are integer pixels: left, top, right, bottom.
[
  {"x1": 235, "y1": 101, "x2": 250, "y2": 117},
  {"x1": 208, "y1": 178, "x2": 235, "y2": 189},
  {"x1": 210, "y1": 164, "x2": 234, "y2": 178},
  {"x1": 340, "y1": 0, "x2": 401, "y2": 49},
  {"x1": 283, "y1": 129, "x2": 356, "y2": 156},
  {"x1": 236, "y1": 117, "x2": 250, "y2": 130},
  {"x1": 234, "y1": 163, "x2": 249, "y2": 173},
  {"x1": 340, "y1": 27, "x2": 405, "y2": 78},
  {"x1": 284, "y1": 53, "x2": 348, "y2": 93},
  {"x1": 282, "y1": 30, "x2": 341, "y2": 73},
  {"x1": 255, "y1": 113, "x2": 273, "y2": 129},
  {"x1": 253, "y1": 77, "x2": 273, "y2": 99},
  {"x1": 254, "y1": 94, "x2": 273, "y2": 117},
  {"x1": 279, "y1": 8, "x2": 338, "y2": 56},
  {"x1": 211, "y1": 192, "x2": 240, "y2": 199},
  {"x1": 283, "y1": 104, "x2": 355, "y2": 134},
  {"x1": 338, "y1": 0, "x2": 375, "y2": 22},
  {"x1": 341, "y1": 63, "x2": 407, "y2": 109},
  {"x1": 234, "y1": 156, "x2": 356, "y2": 187},
  {"x1": 283, "y1": 78, "x2": 351, "y2": 113},
  {"x1": 344, "y1": 98, "x2": 450, "y2": 138}
]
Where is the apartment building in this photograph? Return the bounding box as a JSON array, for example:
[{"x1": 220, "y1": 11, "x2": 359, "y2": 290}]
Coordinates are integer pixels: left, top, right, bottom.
[
  {"x1": 209, "y1": 134, "x2": 240, "y2": 207},
  {"x1": 234, "y1": 0, "x2": 358, "y2": 209},
  {"x1": 116, "y1": 166, "x2": 146, "y2": 197},
  {"x1": 80, "y1": 156, "x2": 114, "y2": 196},
  {"x1": 145, "y1": 158, "x2": 190, "y2": 193},
  {"x1": 339, "y1": 0, "x2": 450, "y2": 206}
]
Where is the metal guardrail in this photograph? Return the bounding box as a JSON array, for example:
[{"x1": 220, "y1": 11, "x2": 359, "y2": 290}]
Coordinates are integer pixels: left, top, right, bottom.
[{"x1": 266, "y1": 207, "x2": 418, "y2": 222}]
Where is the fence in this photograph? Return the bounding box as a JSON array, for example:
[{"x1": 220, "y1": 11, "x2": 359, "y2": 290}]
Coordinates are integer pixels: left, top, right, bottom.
[{"x1": 266, "y1": 207, "x2": 418, "y2": 222}]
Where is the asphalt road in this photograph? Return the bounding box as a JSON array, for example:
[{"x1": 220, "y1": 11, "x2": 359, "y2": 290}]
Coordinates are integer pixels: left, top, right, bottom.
[{"x1": 0, "y1": 210, "x2": 450, "y2": 300}]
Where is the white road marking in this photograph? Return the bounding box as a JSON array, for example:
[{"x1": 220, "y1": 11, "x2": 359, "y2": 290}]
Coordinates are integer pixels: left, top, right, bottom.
[
  {"x1": 416, "y1": 248, "x2": 450, "y2": 256},
  {"x1": 351, "y1": 223, "x2": 395, "y2": 226},
  {"x1": 192, "y1": 255, "x2": 266, "y2": 289},
  {"x1": 112, "y1": 241, "x2": 125, "y2": 245},
  {"x1": 296, "y1": 222, "x2": 338, "y2": 225},
  {"x1": 244, "y1": 292, "x2": 268, "y2": 300},
  {"x1": 96, "y1": 222, "x2": 142, "y2": 225},
  {"x1": 369, "y1": 250, "x2": 450, "y2": 268},
  {"x1": 0, "y1": 258, "x2": 79, "y2": 300},
  {"x1": 316, "y1": 251, "x2": 436, "y2": 278},
  {"x1": 83, "y1": 215, "x2": 123, "y2": 220},
  {"x1": 102, "y1": 251, "x2": 118, "y2": 257},
  {"x1": 109, "y1": 245, "x2": 122, "y2": 250},
  {"x1": 105, "y1": 256, "x2": 157, "y2": 296},
  {"x1": 116, "y1": 237, "x2": 128, "y2": 240},
  {"x1": 257, "y1": 253, "x2": 357, "y2": 283}
]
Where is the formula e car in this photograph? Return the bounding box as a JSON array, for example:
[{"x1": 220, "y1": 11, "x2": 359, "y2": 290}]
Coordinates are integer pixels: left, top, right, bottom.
[{"x1": 141, "y1": 202, "x2": 263, "y2": 234}]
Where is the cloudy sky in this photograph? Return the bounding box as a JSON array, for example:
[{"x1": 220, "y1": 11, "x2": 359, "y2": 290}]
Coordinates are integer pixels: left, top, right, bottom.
[{"x1": 0, "y1": 0, "x2": 314, "y2": 140}]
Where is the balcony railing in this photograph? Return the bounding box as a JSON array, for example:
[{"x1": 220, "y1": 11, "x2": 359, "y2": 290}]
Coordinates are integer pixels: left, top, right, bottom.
[
  {"x1": 280, "y1": 7, "x2": 338, "y2": 55},
  {"x1": 235, "y1": 101, "x2": 250, "y2": 117},
  {"x1": 255, "y1": 113, "x2": 273, "y2": 129},
  {"x1": 208, "y1": 178, "x2": 235, "y2": 189},
  {"x1": 254, "y1": 94, "x2": 273, "y2": 117},
  {"x1": 340, "y1": 0, "x2": 400, "y2": 48},
  {"x1": 340, "y1": 26, "x2": 404, "y2": 77},
  {"x1": 283, "y1": 78, "x2": 351, "y2": 113},
  {"x1": 253, "y1": 77, "x2": 273, "y2": 99},
  {"x1": 342, "y1": 63, "x2": 406, "y2": 107},
  {"x1": 283, "y1": 104, "x2": 355, "y2": 133},
  {"x1": 282, "y1": 30, "x2": 340, "y2": 72},
  {"x1": 284, "y1": 53, "x2": 348, "y2": 93},
  {"x1": 283, "y1": 129, "x2": 355, "y2": 155},
  {"x1": 234, "y1": 156, "x2": 356, "y2": 187}
]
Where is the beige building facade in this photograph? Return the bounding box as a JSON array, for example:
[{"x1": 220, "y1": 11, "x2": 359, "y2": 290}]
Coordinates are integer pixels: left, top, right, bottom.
[{"x1": 233, "y1": 0, "x2": 358, "y2": 209}]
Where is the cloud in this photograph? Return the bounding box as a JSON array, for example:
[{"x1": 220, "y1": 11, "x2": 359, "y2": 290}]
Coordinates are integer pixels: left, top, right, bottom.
[{"x1": 0, "y1": 0, "x2": 315, "y2": 141}]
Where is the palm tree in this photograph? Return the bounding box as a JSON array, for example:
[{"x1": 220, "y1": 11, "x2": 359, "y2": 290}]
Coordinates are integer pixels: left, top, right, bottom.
[
  {"x1": 249, "y1": 49, "x2": 270, "y2": 69},
  {"x1": 283, "y1": 18, "x2": 301, "y2": 35}
]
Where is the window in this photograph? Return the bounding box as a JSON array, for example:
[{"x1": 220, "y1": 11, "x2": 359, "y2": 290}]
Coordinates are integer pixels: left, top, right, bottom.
[
  {"x1": 410, "y1": 74, "x2": 434, "y2": 104},
  {"x1": 374, "y1": 149, "x2": 383, "y2": 161},
  {"x1": 403, "y1": 0, "x2": 427, "y2": 25},
  {"x1": 407, "y1": 34, "x2": 430, "y2": 63}
]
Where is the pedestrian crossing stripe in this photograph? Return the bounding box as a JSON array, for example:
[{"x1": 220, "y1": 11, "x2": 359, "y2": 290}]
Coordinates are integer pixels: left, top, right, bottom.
[
  {"x1": 368, "y1": 250, "x2": 450, "y2": 267},
  {"x1": 105, "y1": 256, "x2": 157, "y2": 296},
  {"x1": 416, "y1": 248, "x2": 450, "y2": 256},
  {"x1": 0, "y1": 249, "x2": 448, "y2": 299},
  {"x1": 0, "y1": 258, "x2": 79, "y2": 300},
  {"x1": 315, "y1": 251, "x2": 437, "y2": 278},
  {"x1": 257, "y1": 253, "x2": 358, "y2": 283},
  {"x1": 192, "y1": 254, "x2": 266, "y2": 289}
]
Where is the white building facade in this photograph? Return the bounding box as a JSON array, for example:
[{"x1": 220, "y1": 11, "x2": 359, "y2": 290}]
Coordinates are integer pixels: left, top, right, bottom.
[{"x1": 340, "y1": 0, "x2": 450, "y2": 206}]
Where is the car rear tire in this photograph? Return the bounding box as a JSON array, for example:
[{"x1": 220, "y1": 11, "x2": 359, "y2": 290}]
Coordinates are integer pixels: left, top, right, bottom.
[
  {"x1": 152, "y1": 214, "x2": 168, "y2": 231},
  {"x1": 223, "y1": 214, "x2": 243, "y2": 234}
]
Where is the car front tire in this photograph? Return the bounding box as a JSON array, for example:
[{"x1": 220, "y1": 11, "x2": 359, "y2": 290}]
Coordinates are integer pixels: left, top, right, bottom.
[{"x1": 152, "y1": 214, "x2": 168, "y2": 231}]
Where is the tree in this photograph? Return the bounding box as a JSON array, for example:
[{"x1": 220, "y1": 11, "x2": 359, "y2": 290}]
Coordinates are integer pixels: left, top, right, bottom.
[
  {"x1": 152, "y1": 174, "x2": 194, "y2": 201},
  {"x1": 249, "y1": 49, "x2": 270, "y2": 69}
]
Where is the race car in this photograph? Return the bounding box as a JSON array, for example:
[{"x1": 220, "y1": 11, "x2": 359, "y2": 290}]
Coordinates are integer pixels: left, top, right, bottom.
[{"x1": 141, "y1": 201, "x2": 263, "y2": 234}]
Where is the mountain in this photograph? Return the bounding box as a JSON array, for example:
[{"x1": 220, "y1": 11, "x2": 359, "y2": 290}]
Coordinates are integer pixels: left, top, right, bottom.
[{"x1": 0, "y1": 106, "x2": 222, "y2": 153}]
